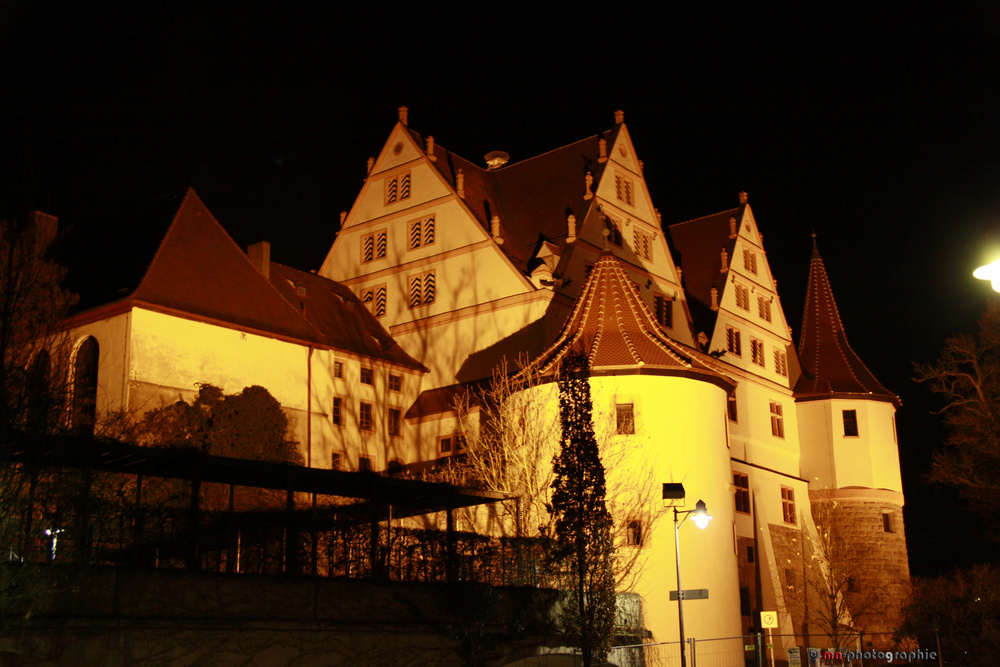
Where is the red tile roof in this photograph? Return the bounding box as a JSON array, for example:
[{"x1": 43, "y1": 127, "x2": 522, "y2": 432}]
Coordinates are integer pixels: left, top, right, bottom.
[
  {"x1": 120, "y1": 189, "x2": 424, "y2": 370},
  {"x1": 531, "y1": 251, "x2": 733, "y2": 392},
  {"x1": 795, "y1": 240, "x2": 898, "y2": 405}
]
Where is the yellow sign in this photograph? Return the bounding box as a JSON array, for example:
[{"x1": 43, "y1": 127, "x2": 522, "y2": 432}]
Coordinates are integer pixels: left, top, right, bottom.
[{"x1": 761, "y1": 611, "x2": 778, "y2": 628}]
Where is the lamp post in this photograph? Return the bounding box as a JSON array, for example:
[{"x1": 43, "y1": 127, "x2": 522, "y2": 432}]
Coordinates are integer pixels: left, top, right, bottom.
[{"x1": 673, "y1": 498, "x2": 712, "y2": 667}]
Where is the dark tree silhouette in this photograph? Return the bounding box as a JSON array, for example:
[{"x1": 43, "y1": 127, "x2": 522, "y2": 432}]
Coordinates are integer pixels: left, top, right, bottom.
[{"x1": 547, "y1": 351, "x2": 615, "y2": 667}]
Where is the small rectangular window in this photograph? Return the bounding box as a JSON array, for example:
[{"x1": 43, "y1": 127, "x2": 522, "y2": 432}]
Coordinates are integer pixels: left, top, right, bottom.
[
  {"x1": 331, "y1": 452, "x2": 341, "y2": 470},
  {"x1": 360, "y1": 367, "x2": 374, "y2": 385},
  {"x1": 439, "y1": 436, "x2": 452, "y2": 453},
  {"x1": 626, "y1": 520, "x2": 643, "y2": 546},
  {"x1": 333, "y1": 361, "x2": 343, "y2": 379},
  {"x1": 654, "y1": 295, "x2": 672, "y2": 328},
  {"x1": 774, "y1": 350, "x2": 788, "y2": 377},
  {"x1": 361, "y1": 229, "x2": 388, "y2": 263},
  {"x1": 615, "y1": 174, "x2": 634, "y2": 206},
  {"x1": 882, "y1": 511, "x2": 895, "y2": 533},
  {"x1": 746, "y1": 546, "x2": 755, "y2": 563},
  {"x1": 385, "y1": 171, "x2": 410, "y2": 205},
  {"x1": 358, "y1": 456, "x2": 372, "y2": 472},
  {"x1": 332, "y1": 397, "x2": 342, "y2": 426},
  {"x1": 758, "y1": 295, "x2": 771, "y2": 322},
  {"x1": 770, "y1": 402, "x2": 785, "y2": 439},
  {"x1": 785, "y1": 567, "x2": 796, "y2": 592},
  {"x1": 843, "y1": 409, "x2": 859, "y2": 437},
  {"x1": 360, "y1": 285, "x2": 387, "y2": 317},
  {"x1": 605, "y1": 218, "x2": 623, "y2": 247},
  {"x1": 388, "y1": 408, "x2": 401, "y2": 436},
  {"x1": 751, "y1": 339, "x2": 765, "y2": 367},
  {"x1": 740, "y1": 586, "x2": 751, "y2": 615},
  {"x1": 359, "y1": 402, "x2": 373, "y2": 431},
  {"x1": 389, "y1": 374, "x2": 402, "y2": 392},
  {"x1": 616, "y1": 403, "x2": 635, "y2": 435},
  {"x1": 633, "y1": 228, "x2": 652, "y2": 260},
  {"x1": 734, "y1": 472, "x2": 750, "y2": 514},
  {"x1": 743, "y1": 248, "x2": 758, "y2": 274},
  {"x1": 781, "y1": 486, "x2": 796, "y2": 524},
  {"x1": 726, "y1": 326, "x2": 742, "y2": 356},
  {"x1": 735, "y1": 284, "x2": 749, "y2": 311},
  {"x1": 409, "y1": 215, "x2": 436, "y2": 250},
  {"x1": 408, "y1": 271, "x2": 436, "y2": 308},
  {"x1": 727, "y1": 396, "x2": 738, "y2": 422}
]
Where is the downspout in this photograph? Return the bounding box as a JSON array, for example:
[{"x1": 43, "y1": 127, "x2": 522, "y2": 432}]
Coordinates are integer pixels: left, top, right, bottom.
[{"x1": 307, "y1": 346, "x2": 313, "y2": 468}]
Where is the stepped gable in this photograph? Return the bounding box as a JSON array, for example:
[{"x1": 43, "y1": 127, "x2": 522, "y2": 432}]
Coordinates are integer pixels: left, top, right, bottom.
[
  {"x1": 531, "y1": 250, "x2": 733, "y2": 391},
  {"x1": 795, "y1": 238, "x2": 899, "y2": 405},
  {"x1": 423, "y1": 126, "x2": 622, "y2": 271},
  {"x1": 668, "y1": 206, "x2": 744, "y2": 338},
  {"x1": 269, "y1": 263, "x2": 426, "y2": 371},
  {"x1": 131, "y1": 189, "x2": 329, "y2": 345}
]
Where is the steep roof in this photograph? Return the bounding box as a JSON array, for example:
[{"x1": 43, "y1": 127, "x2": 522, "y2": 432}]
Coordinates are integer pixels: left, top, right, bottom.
[
  {"x1": 422, "y1": 126, "x2": 621, "y2": 271},
  {"x1": 668, "y1": 206, "x2": 744, "y2": 337},
  {"x1": 530, "y1": 250, "x2": 733, "y2": 392},
  {"x1": 795, "y1": 239, "x2": 899, "y2": 405}
]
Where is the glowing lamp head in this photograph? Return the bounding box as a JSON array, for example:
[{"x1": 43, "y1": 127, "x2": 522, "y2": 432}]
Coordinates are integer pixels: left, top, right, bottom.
[
  {"x1": 974, "y1": 259, "x2": 1000, "y2": 292},
  {"x1": 692, "y1": 500, "x2": 712, "y2": 530}
]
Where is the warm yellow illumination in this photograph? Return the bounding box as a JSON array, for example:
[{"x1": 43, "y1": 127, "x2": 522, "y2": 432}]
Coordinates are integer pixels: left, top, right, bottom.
[
  {"x1": 974, "y1": 259, "x2": 1000, "y2": 292},
  {"x1": 691, "y1": 500, "x2": 713, "y2": 529}
]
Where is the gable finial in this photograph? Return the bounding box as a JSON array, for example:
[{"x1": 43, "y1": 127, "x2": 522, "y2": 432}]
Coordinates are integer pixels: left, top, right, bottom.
[
  {"x1": 398, "y1": 106, "x2": 409, "y2": 126},
  {"x1": 729, "y1": 216, "x2": 737, "y2": 239},
  {"x1": 491, "y1": 216, "x2": 504, "y2": 245},
  {"x1": 583, "y1": 171, "x2": 594, "y2": 200},
  {"x1": 456, "y1": 169, "x2": 465, "y2": 199},
  {"x1": 366, "y1": 157, "x2": 374, "y2": 175},
  {"x1": 426, "y1": 135, "x2": 436, "y2": 161},
  {"x1": 720, "y1": 248, "x2": 729, "y2": 273},
  {"x1": 598, "y1": 138, "x2": 607, "y2": 163},
  {"x1": 567, "y1": 214, "x2": 577, "y2": 243},
  {"x1": 739, "y1": 191, "x2": 748, "y2": 204},
  {"x1": 614, "y1": 109, "x2": 625, "y2": 124},
  {"x1": 602, "y1": 226, "x2": 611, "y2": 250}
]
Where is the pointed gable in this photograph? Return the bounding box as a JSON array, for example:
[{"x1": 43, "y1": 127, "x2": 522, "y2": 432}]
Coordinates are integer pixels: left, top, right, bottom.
[
  {"x1": 795, "y1": 238, "x2": 899, "y2": 405},
  {"x1": 132, "y1": 189, "x2": 328, "y2": 345},
  {"x1": 531, "y1": 251, "x2": 732, "y2": 391}
]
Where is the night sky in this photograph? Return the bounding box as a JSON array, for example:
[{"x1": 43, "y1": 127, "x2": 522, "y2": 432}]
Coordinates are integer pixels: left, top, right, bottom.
[{"x1": 3, "y1": 3, "x2": 1000, "y2": 576}]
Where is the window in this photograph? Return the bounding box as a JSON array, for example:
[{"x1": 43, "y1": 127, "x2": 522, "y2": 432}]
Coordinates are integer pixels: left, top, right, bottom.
[
  {"x1": 740, "y1": 586, "x2": 751, "y2": 616},
  {"x1": 654, "y1": 295, "x2": 672, "y2": 328},
  {"x1": 781, "y1": 486, "x2": 796, "y2": 524},
  {"x1": 71, "y1": 337, "x2": 99, "y2": 435},
  {"x1": 774, "y1": 350, "x2": 788, "y2": 377},
  {"x1": 334, "y1": 361, "x2": 343, "y2": 378},
  {"x1": 615, "y1": 174, "x2": 634, "y2": 205},
  {"x1": 360, "y1": 367, "x2": 374, "y2": 385},
  {"x1": 361, "y1": 229, "x2": 387, "y2": 263},
  {"x1": 882, "y1": 511, "x2": 895, "y2": 533},
  {"x1": 743, "y1": 248, "x2": 758, "y2": 274},
  {"x1": 332, "y1": 397, "x2": 342, "y2": 426},
  {"x1": 408, "y1": 215, "x2": 435, "y2": 249},
  {"x1": 770, "y1": 401, "x2": 785, "y2": 438},
  {"x1": 746, "y1": 546, "x2": 755, "y2": 563},
  {"x1": 359, "y1": 402, "x2": 373, "y2": 431},
  {"x1": 848, "y1": 576, "x2": 859, "y2": 593},
  {"x1": 616, "y1": 403, "x2": 635, "y2": 435},
  {"x1": 785, "y1": 567, "x2": 796, "y2": 592},
  {"x1": 633, "y1": 228, "x2": 652, "y2": 260},
  {"x1": 734, "y1": 472, "x2": 750, "y2": 514},
  {"x1": 735, "y1": 284, "x2": 749, "y2": 310},
  {"x1": 727, "y1": 397, "x2": 738, "y2": 422},
  {"x1": 385, "y1": 171, "x2": 411, "y2": 204},
  {"x1": 388, "y1": 408, "x2": 401, "y2": 436},
  {"x1": 408, "y1": 271, "x2": 436, "y2": 307},
  {"x1": 758, "y1": 295, "x2": 771, "y2": 322},
  {"x1": 331, "y1": 452, "x2": 341, "y2": 470},
  {"x1": 751, "y1": 339, "x2": 765, "y2": 367},
  {"x1": 389, "y1": 374, "x2": 402, "y2": 392},
  {"x1": 440, "y1": 436, "x2": 453, "y2": 453},
  {"x1": 359, "y1": 456, "x2": 373, "y2": 472},
  {"x1": 361, "y1": 285, "x2": 387, "y2": 317},
  {"x1": 626, "y1": 520, "x2": 643, "y2": 546},
  {"x1": 726, "y1": 326, "x2": 742, "y2": 356},
  {"x1": 605, "y1": 218, "x2": 623, "y2": 247},
  {"x1": 843, "y1": 409, "x2": 859, "y2": 437}
]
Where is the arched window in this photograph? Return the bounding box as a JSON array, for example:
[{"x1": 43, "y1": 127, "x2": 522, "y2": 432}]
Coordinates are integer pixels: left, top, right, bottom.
[
  {"x1": 71, "y1": 337, "x2": 99, "y2": 435},
  {"x1": 25, "y1": 350, "x2": 51, "y2": 433}
]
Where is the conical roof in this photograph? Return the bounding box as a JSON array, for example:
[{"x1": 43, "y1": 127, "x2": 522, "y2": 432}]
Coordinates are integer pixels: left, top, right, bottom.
[
  {"x1": 795, "y1": 239, "x2": 899, "y2": 405},
  {"x1": 531, "y1": 250, "x2": 733, "y2": 392}
]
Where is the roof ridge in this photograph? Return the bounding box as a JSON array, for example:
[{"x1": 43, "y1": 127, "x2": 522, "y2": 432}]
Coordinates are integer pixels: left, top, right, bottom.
[{"x1": 670, "y1": 206, "x2": 742, "y2": 228}]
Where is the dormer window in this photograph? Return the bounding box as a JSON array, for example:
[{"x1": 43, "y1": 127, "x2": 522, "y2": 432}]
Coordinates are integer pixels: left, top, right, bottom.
[{"x1": 385, "y1": 171, "x2": 411, "y2": 205}]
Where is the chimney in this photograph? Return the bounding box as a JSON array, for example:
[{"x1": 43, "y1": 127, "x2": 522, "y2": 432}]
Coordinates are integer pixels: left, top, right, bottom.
[
  {"x1": 484, "y1": 151, "x2": 510, "y2": 170},
  {"x1": 398, "y1": 106, "x2": 409, "y2": 126},
  {"x1": 247, "y1": 241, "x2": 270, "y2": 280},
  {"x1": 29, "y1": 211, "x2": 58, "y2": 254}
]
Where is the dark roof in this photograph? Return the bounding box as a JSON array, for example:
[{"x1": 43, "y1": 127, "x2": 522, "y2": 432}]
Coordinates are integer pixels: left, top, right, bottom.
[
  {"x1": 422, "y1": 127, "x2": 621, "y2": 271},
  {"x1": 269, "y1": 263, "x2": 425, "y2": 371},
  {"x1": 794, "y1": 240, "x2": 899, "y2": 406},
  {"x1": 668, "y1": 206, "x2": 744, "y2": 337},
  {"x1": 531, "y1": 251, "x2": 734, "y2": 392}
]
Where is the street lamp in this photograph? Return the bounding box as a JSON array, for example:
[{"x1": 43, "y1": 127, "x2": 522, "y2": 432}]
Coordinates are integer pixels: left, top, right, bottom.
[
  {"x1": 669, "y1": 489, "x2": 712, "y2": 667},
  {"x1": 974, "y1": 259, "x2": 1000, "y2": 292}
]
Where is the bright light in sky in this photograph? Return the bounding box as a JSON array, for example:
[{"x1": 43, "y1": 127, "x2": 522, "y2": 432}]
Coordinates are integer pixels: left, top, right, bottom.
[{"x1": 974, "y1": 260, "x2": 1000, "y2": 292}]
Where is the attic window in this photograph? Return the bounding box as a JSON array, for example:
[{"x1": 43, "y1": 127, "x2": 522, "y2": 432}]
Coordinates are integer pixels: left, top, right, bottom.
[
  {"x1": 654, "y1": 295, "x2": 672, "y2": 328},
  {"x1": 361, "y1": 285, "x2": 387, "y2": 317},
  {"x1": 735, "y1": 284, "x2": 750, "y2": 311},
  {"x1": 758, "y1": 296, "x2": 772, "y2": 322},
  {"x1": 605, "y1": 218, "x2": 623, "y2": 247},
  {"x1": 743, "y1": 248, "x2": 758, "y2": 274},
  {"x1": 362, "y1": 229, "x2": 388, "y2": 263},
  {"x1": 774, "y1": 350, "x2": 788, "y2": 377},
  {"x1": 615, "y1": 174, "x2": 634, "y2": 206},
  {"x1": 633, "y1": 228, "x2": 652, "y2": 260},
  {"x1": 385, "y1": 171, "x2": 411, "y2": 205}
]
